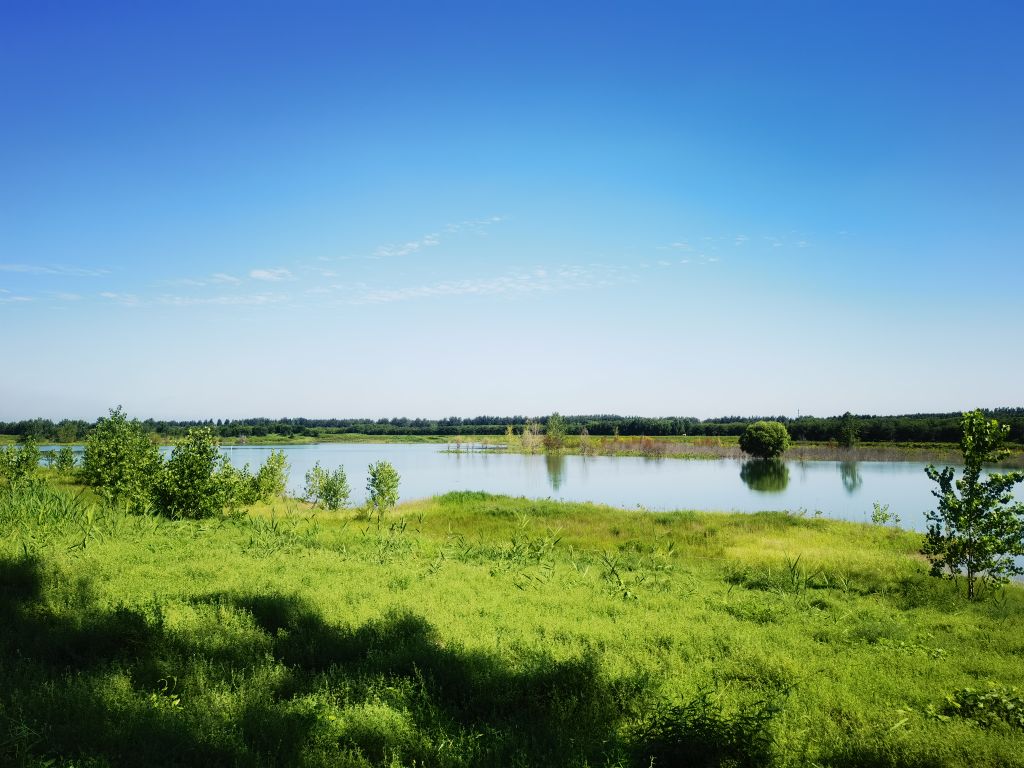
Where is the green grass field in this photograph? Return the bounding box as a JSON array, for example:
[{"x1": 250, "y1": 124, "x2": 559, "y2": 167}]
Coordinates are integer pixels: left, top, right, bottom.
[{"x1": 2, "y1": 479, "x2": 1022, "y2": 767}]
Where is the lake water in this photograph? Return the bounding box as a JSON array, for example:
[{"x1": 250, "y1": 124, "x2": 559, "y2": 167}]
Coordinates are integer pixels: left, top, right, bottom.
[
  {"x1": 223, "y1": 444, "x2": 945, "y2": 530},
  {"x1": 40, "y1": 443, "x2": 957, "y2": 531}
]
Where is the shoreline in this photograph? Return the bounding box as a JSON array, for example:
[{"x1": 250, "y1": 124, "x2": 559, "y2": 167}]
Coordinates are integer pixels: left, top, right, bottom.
[{"x1": 12, "y1": 433, "x2": 1024, "y2": 467}]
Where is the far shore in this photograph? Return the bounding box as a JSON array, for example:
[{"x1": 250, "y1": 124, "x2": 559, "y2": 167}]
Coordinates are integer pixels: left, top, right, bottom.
[{"x1": 7, "y1": 432, "x2": 1023, "y2": 467}]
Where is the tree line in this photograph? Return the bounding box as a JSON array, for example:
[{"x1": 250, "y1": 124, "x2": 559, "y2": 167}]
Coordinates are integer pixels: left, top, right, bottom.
[{"x1": 2, "y1": 409, "x2": 1022, "y2": 444}]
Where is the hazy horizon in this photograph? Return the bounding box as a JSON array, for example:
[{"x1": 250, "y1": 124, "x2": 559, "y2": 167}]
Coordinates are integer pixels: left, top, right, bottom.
[
  {"x1": 5, "y1": 406, "x2": 1023, "y2": 426},
  {"x1": 3, "y1": 2, "x2": 1022, "y2": 421}
]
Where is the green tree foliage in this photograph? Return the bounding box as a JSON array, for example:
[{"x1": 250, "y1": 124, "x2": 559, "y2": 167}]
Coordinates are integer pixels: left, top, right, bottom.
[
  {"x1": 366, "y1": 460, "x2": 400, "y2": 523},
  {"x1": 81, "y1": 407, "x2": 161, "y2": 511},
  {"x1": 922, "y1": 410, "x2": 1024, "y2": 599},
  {"x1": 544, "y1": 412, "x2": 567, "y2": 452},
  {"x1": 738, "y1": 421, "x2": 791, "y2": 459},
  {"x1": 254, "y1": 450, "x2": 289, "y2": 501},
  {"x1": 55, "y1": 446, "x2": 76, "y2": 475},
  {"x1": 153, "y1": 427, "x2": 234, "y2": 519},
  {"x1": 0, "y1": 438, "x2": 40, "y2": 489},
  {"x1": 303, "y1": 462, "x2": 351, "y2": 510},
  {"x1": 7, "y1": 409, "x2": 1023, "y2": 443},
  {"x1": 837, "y1": 411, "x2": 859, "y2": 448},
  {"x1": 219, "y1": 451, "x2": 290, "y2": 507}
]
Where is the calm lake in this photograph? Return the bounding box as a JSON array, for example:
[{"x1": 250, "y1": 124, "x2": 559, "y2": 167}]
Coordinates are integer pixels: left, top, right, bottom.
[
  {"x1": 210, "y1": 444, "x2": 944, "y2": 530},
  {"x1": 43, "y1": 442, "x2": 959, "y2": 531}
]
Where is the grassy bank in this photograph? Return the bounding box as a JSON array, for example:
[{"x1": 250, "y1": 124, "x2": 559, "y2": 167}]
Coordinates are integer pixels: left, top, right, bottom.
[{"x1": 2, "y1": 481, "x2": 1022, "y2": 767}]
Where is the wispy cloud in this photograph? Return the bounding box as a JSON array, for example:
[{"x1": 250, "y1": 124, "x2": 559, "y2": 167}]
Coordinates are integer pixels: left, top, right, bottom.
[
  {"x1": 442, "y1": 216, "x2": 504, "y2": 234},
  {"x1": 157, "y1": 293, "x2": 290, "y2": 307},
  {"x1": 659, "y1": 241, "x2": 693, "y2": 251},
  {"x1": 0, "y1": 264, "x2": 109, "y2": 277},
  {"x1": 0, "y1": 293, "x2": 32, "y2": 303},
  {"x1": 363, "y1": 216, "x2": 504, "y2": 260},
  {"x1": 99, "y1": 291, "x2": 140, "y2": 306},
  {"x1": 250, "y1": 268, "x2": 294, "y2": 282},
  {"x1": 352, "y1": 264, "x2": 625, "y2": 305},
  {"x1": 372, "y1": 235, "x2": 440, "y2": 259},
  {"x1": 679, "y1": 253, "x2": 719, "y2": 265},
  {"x1": 305, "y1": 281, "x2": 369, "y2": 296},
  {"x1": 159, "y1": 271, "x2": 243, "y2": 288}
]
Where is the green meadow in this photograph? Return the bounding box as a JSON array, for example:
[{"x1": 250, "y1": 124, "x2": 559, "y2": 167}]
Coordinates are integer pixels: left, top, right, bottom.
[{"x1": 2, "y1": 478, "x2": 1023, "y2": 767}]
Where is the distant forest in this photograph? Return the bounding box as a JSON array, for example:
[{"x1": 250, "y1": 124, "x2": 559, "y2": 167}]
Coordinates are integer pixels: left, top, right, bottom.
[{"x1": 3, "y1": 409, "x2": 1023, "y2": 444}]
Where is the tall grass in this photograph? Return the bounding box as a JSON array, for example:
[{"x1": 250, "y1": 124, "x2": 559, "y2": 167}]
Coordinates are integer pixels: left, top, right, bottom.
[{"x1": 1, "y1": 484, "x2": 1022, "y2": 766}]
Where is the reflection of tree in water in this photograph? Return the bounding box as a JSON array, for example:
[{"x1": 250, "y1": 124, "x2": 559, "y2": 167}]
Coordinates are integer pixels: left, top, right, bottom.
[
  {"x1": 545, "y1": 453, "x2": 566, "y2": 492},
  {"x1": 740, "y1": 459, "x2": 790, "y2": 493},
  {"x1": 839, "y1": 461, "x2": 862, "y2": 494}
]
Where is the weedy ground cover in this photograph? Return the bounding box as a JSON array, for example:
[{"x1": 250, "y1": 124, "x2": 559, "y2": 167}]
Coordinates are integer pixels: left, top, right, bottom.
[{"x1": 1, "y1": 483, "x2": 1022, "y2": 766}]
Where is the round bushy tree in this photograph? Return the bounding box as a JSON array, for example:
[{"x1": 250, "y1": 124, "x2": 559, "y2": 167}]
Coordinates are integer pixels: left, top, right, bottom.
[
  {"x1": 82, "y1": 406, "x2": 162, "y2": 511},
  {"x1": 739, "y1": 421, "x2": 791, "y2": 459},
  {"x1": 154, "y1": 427, "x2": 233, "y2": 519}
]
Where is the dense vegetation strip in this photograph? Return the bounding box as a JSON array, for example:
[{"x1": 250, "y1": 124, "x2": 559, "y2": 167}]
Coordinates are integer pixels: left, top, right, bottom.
[{"x1": 4, "y1": 408, "x2": 1023, "y2": 443}]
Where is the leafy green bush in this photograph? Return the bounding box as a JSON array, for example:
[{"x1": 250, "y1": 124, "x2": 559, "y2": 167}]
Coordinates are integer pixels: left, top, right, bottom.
[
  {"x1": 218, "y1": 451, "x2": 290, "y2": 508},
  {"x1": 366, "y1": 460, "x2": 400, "y2": 522},
  {"x1": 153, "y1": 427, "x2": 234, "y2": 519},
  {"x1": 923, "y1": 409, "x2": 1024, "y2": 599},
  {"x1": 544, "y1": 412, "x2": 566, "y2": 452},
  {"x1": 870, "y1": 502, "x2": 900, "y2": 527},
  {"x1": 945, "y1": 683, "x2": 1024, "y2": 730},
  {"x1": 0, "y1": 439, "x2": 40, "y2": 489},
  {"x1": 81, "y1": 407, "x2": 162, "y2": 511},
  {"x1": 54, "y1": 445, "x2": 76, "y2": 474},
  {"x1": 837, "y1": 410, "x2": 859, "y2": 448},
  {"x1": 303, "y1": 462, "x2": 351, "y2": 510},
  {"x1": 254, "y1": 450, "x2": 289, "y2": 501},
  {"x1": 738, "y1": 421, "x2": 791, "y2": 459},
  {"x1": 634, "y1": 688, "x2": 780, "y2": 767}
]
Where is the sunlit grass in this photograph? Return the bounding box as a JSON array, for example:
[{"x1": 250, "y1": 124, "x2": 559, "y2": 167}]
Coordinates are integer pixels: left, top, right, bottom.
[{"x1": 1, "y1": 483, "x2": 1022, "y2": 766}]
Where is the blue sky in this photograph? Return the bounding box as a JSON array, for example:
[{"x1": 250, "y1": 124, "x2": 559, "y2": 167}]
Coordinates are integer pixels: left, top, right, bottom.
[{"x1": 1, "y1": 1, "x2": 1021, "y2": 420}]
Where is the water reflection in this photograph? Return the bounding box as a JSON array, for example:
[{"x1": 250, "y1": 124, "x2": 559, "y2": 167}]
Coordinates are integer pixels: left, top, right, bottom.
[
  {"x1": 839, "y1": 461, "x2": 862, "y2": 494},
  {"x1": 37, "y1": 442, "x2": 952, "y2": 531},
  {"x1": 740, "y1": 459, "x2": 790, "y2": 493},
  {"x1": 545, "y1": 453, "x2": 566, "y2": 491}
]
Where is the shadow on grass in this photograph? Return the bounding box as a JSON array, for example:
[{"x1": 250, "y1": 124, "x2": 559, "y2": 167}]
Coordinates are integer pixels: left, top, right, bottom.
[
  {"x1": 0, "y1": 554, "x2": 628, "y2": 766},
  {"x1": 0, "y1": 553, "x2": 793, "y2": 767}
]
